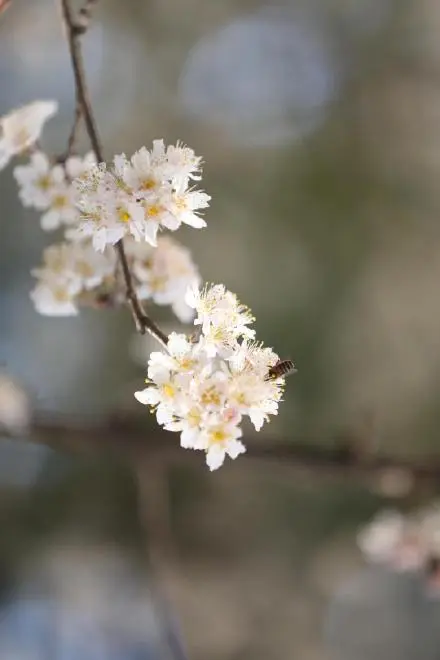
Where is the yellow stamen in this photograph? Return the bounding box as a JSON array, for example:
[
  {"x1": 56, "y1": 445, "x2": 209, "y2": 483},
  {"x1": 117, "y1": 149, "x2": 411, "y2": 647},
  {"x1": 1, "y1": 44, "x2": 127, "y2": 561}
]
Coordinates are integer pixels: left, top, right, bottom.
[
  {"x1": 52, "y1": 194, "x2": 67, "y2": 209},
  {"x1": 162, "y1": 383, "x2": 175, "y2": 398},
  {"x1": 173, "y1": 195, "x2": 187, "y2": 211},
  {"x1": 54, "y1": 288, "x2": 70, "y2": 303},
  {"x1": 37, "y1": 175, "x2": 52, "y2": 191},
  {"x1": 201, "y1": 386, "x2": 221, "y2": 406},
  {"x1": 146, "y1": 204, "x2": 162, "y2": 218},
  {"x1": 140, "y1": 177, "x2": 156, "y2": 191},
  {"x1": 118, "y1": 208, "x2": 131, "y2": 223},
  {"x1": 210, "y1": 430, "x2": 226, "y2": 444},
  {"x1": 149, "y1": 276, "x2": 167, "y2": 292}
]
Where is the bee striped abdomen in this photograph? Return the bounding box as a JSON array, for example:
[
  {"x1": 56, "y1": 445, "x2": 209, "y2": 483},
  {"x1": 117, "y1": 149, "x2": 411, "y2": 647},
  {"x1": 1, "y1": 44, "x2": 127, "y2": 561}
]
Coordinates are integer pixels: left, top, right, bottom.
[{"x1": 264, "y1": 359, "x2": 295, "y2": 382}]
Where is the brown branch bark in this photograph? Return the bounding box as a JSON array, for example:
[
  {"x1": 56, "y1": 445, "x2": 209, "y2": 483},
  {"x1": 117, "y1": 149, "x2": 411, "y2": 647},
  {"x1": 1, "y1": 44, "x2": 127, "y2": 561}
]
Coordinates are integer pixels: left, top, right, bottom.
[
  {"x1": 8, "y1": 415, "x2": 440, "y2": 484},
  {"x1": 58, "y1": 0, "x2": 168, "y2": 347}
]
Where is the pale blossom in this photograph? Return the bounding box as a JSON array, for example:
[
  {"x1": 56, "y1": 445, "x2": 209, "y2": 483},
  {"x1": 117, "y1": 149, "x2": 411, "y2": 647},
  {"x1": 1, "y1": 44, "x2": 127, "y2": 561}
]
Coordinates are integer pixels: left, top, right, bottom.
[
  {"x1": 30, "y1": 280, "x2": 80, "y2": 316},
  {"x1": 14, "y1": 150, "x2": 96, "y2": 230},
  {"x1": 30, "y1": 241, "x2": 116, "y2": 316},
  {"x1": 358, "y1": 505, "x2": 440, "y2": 583},
  {"x1": 134, "y1": 286, "x2": 292, "y2": 469},
  {"x1": 14, "y1": 151, "x2": 63, "y2": 209},
  {"x1": 73, "y1": 142, "x2": 210, "y2": 251},
  {"x1": 124, "y1": 235, "x2": 201, "y2": 322},
  {"x1": 185, "y1": 283, "x2": 255, "y2": 356},
  {"x1": 0, "y1": 100, "x2": 57, "y2": 170}
]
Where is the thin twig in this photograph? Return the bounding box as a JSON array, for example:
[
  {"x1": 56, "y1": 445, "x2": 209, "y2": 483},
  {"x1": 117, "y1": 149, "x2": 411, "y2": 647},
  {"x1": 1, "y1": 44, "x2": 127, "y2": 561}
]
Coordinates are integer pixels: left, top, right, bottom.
[{"x1": 58, "y1": 0, "x2": 168, "y2": 347}]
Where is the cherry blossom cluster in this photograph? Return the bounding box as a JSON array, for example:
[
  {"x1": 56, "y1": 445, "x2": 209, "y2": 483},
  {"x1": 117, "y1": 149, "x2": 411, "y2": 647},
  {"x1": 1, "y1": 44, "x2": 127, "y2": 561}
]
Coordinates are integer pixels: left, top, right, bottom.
[
  {"x1": 358, "y1": 505, "x2": 440, "y2": 592},
  {"x1": 14, "y1": 150, "x2": 96, "y2": 230},
  {"x1": 1, "y1": 101, "x2": 201, "y2": 321},
  {"x1": 134, "y1": 284, "x2": 288, "y2": 470},
  {"x1": 72, "y1": 141, "x2": 211, "y2": 251},
  {"x1": 125, "y1": 236, "x2": 201, "y2": 323},
  {"x1": 2, "y1": 100, "x2": 293, "y2": 470}
]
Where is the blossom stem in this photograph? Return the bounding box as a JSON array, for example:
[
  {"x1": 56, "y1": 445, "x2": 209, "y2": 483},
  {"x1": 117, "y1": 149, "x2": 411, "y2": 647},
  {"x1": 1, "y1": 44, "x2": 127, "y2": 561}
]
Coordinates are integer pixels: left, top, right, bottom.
[{"x1": 58, "y1": 0, "x2": 168, "y2": 346}]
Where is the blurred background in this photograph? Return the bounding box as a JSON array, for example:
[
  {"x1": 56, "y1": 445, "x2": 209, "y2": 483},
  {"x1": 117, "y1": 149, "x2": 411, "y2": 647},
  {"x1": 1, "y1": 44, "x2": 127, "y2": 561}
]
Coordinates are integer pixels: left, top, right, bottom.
[{"x1": 3, "y1": 0, "x2": 440, "y2": 658}]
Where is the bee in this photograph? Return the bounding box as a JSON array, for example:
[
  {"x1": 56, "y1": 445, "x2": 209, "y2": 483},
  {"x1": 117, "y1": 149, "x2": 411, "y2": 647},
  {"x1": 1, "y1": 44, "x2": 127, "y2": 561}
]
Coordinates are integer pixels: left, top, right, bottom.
[{"x1": 264, "y1": 359, "x2": 296, "y2": 382}]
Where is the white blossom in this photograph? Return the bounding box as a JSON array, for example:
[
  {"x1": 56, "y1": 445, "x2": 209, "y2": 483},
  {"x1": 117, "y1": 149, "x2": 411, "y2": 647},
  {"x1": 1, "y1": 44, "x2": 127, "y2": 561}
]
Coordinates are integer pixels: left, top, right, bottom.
[
  {"x1": 30, "y1": 241, "x2": 116, "y2": 316},
  {"x1": 135, "y1": 284, "x2": 291, "y2": 470},
  {"x1": 14, "y1": 150, "x2": 96, "y2": 230},
  {"x1": 124, "y1": 235, "x2": 201, "y2": 322},
  {"x1": 73, "y1": 142, "x2": 210, "y2": 251},
  {"x1": 0, "y1": 100, "x2": 57, "y2": 170},
  {"x1": 185, "y1": 283, "x2": 256, "y2": 357}
]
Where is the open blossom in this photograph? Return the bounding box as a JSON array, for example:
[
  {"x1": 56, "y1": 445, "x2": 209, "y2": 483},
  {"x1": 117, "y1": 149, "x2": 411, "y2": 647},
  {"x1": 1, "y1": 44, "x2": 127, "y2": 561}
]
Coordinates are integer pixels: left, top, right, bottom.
[
  {"x1": 14, "y1": 151, "x2": 96, "y2": 230},
  {"x1": 30, "y1": 240, "x2": 116, "y2": 316},
  {"x1": 358, "y1": 505, "x2": 440, "y2": 592},
  {"x1": 0, "y1": 100, "x2": 57, "y2": 170},
  {"x1": 185, "y1": 283, "x2": 256, "y2": 357},
  {"x1": 73, "y1": 141, "x2": 210, "y2": 251},
  {"x1": 134, "y1": 285, "x2": 290, "y2": 470},
  {"x1": 124, "y1": 235, "x2": 201, "y2": 322}
]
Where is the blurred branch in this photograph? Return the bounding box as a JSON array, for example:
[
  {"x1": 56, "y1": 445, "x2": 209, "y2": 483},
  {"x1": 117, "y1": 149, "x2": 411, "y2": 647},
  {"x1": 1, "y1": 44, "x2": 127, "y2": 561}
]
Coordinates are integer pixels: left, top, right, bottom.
[
  {"x1": 58, "y1": 0, "x2": 168, "y2": 347},
  {"x1": 64, "y1": 101, "x2": 82, "y2": 159},
  {"x1": 7, "y1": 415, "x2": 440, "y2": 483},
  {"x1": 0, "y1": 0, "x2": 11, "y2": 17}
]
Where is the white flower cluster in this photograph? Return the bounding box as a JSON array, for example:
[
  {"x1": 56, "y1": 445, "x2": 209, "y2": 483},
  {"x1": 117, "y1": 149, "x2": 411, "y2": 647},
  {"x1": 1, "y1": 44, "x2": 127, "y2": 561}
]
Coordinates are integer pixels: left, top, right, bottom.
[
  {"x1": 125, "y1": 235, "x2": 201, "y2": 323},
  {"x1": 2, "y1": 101, "x2": 203, "y2": 322},
  {"x1": 358, "y1": 505, "x2": 440, "y2": 590},
  {"x1": 72, "y1": 141, "x2": 211, "y2": 251},
  {"x1": 14, "y1": 150, "x2": 96, "y2": 230},
  {"x1": 135, "y1": 284, "x2": 287, "y2": 470},
  {"x1": 3, "y1": 101, "x2": 293, "y2": 470},
  {"x1": 30, "y1": 240, "x2": 116, "y2": 316},
  {"x1": 30, "y1": 235, "x2": 201, "y2": 320}
]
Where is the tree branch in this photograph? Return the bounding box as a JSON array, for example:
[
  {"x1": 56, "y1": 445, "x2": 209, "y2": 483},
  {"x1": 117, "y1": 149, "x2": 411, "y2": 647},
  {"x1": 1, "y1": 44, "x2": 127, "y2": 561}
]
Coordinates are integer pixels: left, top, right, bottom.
[
  {"x1": 58, "y1": 0, "x2": 168, "y2": 347},
  {"x1": 8, "y1": 415, "x2": 440, "y2": 484}
]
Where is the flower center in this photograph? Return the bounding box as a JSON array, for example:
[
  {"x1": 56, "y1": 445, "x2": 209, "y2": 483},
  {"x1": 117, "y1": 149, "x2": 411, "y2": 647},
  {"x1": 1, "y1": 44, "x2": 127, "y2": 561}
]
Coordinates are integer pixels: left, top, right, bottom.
[
  {"x1": 118, "y1": 208, "x2": 131, "y2": 223},
  {"x1": 75, "y1": 260, "x2": 94, "y2": 278},
  {"x1": 177, "y1": 357, "x2": 194, "y2": 371},
  {"x1": 140, "y1": 177, "x2": 156, "y2": 191},
  {"x1": 210, "y1": 430, "x2": 226, "y2": 444},
  {"x1": 149, "y1": 275, "x2": 167, "y2": 292},
  {"x1": 53, "y1": 288, "x2": 70, "y2": 303},
  {"x1": 52, "y1": 194, "x2": 68, "y2": 209},
  {"x1": 146, "y1": 204, "x2": 163, "y2": 218},
  {"x1": 201, "y1": 387, "x2": 221, "y2": 406},
  {"x1": 37, "y1": 175, "x2": 52, "y2": 191},
  {"x1": 173, "y1": 195, "x2": 187, "y2": 211},
  {"x1": 162, "y1": 383, "x2": 175, "y2": 398}
]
